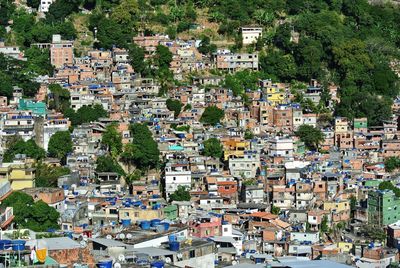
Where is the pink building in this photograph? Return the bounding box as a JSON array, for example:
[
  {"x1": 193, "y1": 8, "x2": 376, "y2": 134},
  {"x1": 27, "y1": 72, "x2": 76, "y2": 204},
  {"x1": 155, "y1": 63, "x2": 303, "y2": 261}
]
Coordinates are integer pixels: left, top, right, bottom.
[
  {"x1": 50, "y1": 35, "x2": 73, "y2": 68},
  {"x1": 190, "y1": 215, "x2": 222, "y2": 238}
]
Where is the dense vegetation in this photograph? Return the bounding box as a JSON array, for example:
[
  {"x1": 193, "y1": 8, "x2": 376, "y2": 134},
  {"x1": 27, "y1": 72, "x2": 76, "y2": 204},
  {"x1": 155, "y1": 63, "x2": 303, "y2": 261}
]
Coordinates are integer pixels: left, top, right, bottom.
[{"x1": 1, "y1": 191, "x2": 59, "y2": 232}]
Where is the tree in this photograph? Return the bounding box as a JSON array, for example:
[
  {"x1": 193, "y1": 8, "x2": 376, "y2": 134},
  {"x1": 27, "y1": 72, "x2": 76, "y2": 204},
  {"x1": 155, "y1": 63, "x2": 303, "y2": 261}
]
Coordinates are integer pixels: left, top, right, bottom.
[
  {"x1": 65, "y1": 104, "x2": 108, "y2": 126},
  {"x1": 169, "y1": 186, "x2": 191, "y2": 202},
  {"x1": 244, "y1": 129, "x2": 254, "y2": 140},
  {"x1": 111, "y1": 0, "x2": 139, "y2": 25},
  {"x1": 3, "y1": 138, "x2": 45, "y2": 162},
  {"x1": 295, "y1": 125, "x2": 324, "y2": 151},
  {"x1": 121, "y1": 123, "x2": 160, "y2": 170},
  {"x1": 379, "y1": 181, "x2": 400, "y2": 197},
  {"x1": 166, "y1": 98, "x2": 183, "y2": 118},
  {"x1": 35, "y1": 162, "x2": 70, "y2": 187},
  {"x1": 200, "y1": 106, "x2": 224, "y2": 126},
  {"x1": 101, "y1": 123, "x2": 123, "y2": 157},
  {"x1": 1, "y1": 191, "x2": 59, "y2": 232},
  {"x1": 96, "y1": 155, "x2": 125, "y2": 176},
  {"x1": 46, "y1": 0, "x2": 81, "y2": 23},
  {"x1": 385, "y1": 157, "x2": 400, "y2": 173},
  {"x1": 128, "y1": 43, "x2": 146, "y2": 74},
  {"x1": 198, "y1": 36, "x2": 217, "y2": 55},
  {"x1": 155, "y1": 45, "x2": 173, "y2": 69},
  {"x1": 48, "y1": 84, "x2": 70, "y2": 113},
  {"x1": 321, "y1": 215, "x2": 329, "y2": 233},
  {"x1": 48, "y1": 131, "x2": 73, "y2": 163},
  {"x1": 271, "y1": 205, "x2": 281, "y2": 215},
  {"x1": 203, "y1": 138, "x2": 223, "y2": 158}
]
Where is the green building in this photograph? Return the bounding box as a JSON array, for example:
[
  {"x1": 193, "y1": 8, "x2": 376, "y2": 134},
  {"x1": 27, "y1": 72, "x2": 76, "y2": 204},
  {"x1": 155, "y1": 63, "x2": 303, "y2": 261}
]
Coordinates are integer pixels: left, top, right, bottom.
[
  {"x1": 368, "y1": 190, "x2": 400, "y2": 226},
  {"x1": 164, "y1": 205, "x2": 178, "y2": 220},
  {"x1": 18, "y1": 99, "x2": 46, "y2": 116}
]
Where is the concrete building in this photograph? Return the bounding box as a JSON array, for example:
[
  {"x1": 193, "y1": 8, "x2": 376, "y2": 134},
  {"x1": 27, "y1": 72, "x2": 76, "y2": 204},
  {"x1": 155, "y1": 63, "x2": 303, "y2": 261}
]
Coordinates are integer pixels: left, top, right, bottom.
[
  {"x1": 39, "y1": 0, "x2": 55, "y2": 12},
  {"x1": 215, "y1": 51, "x2": 258, "y2": 72},
  {"x1": 368, "y1": 190, "x2": 400, "y2": 226},
  {"x1": 241, "y1": 27, "x2": 263, "y2": 45},
  {"x1": 50, "y1": 35, "x2": 74, "y2": 68}
]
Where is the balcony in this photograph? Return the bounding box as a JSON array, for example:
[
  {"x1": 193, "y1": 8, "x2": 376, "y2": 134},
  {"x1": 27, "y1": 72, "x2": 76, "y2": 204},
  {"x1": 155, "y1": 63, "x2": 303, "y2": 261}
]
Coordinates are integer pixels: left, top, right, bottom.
[{"x1": 0, "y1": 207, "x2": 13, "y2": 229}]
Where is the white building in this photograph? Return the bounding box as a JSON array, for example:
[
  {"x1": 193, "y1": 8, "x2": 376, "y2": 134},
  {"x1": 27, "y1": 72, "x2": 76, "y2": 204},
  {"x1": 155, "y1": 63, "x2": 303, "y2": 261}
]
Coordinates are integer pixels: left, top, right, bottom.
[
  {"x1": 268, "y1": 137, "x2": 294, "y2": 158},
  {"x1": 39, "y1": 0, "x2": 55, "y2": 13},
  {"x1": 241, "y1": 27, "x2": 263, "y2": 45},
  {"x1": 164, "y1": 161, "x2": 191, "y2": 198},
  {"x1": 228, "y1": 150, "x2": 260, "y2": 178}
]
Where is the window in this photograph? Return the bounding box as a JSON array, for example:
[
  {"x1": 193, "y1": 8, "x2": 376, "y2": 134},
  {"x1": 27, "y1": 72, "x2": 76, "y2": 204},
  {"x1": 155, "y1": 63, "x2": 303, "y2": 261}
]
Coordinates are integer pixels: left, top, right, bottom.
[
  {"x1": 190, "y1": 250, "x2": 195, "y2": 258},
  {"x1": 134, "y1": 212, "x2": 139, "y2": 217}
]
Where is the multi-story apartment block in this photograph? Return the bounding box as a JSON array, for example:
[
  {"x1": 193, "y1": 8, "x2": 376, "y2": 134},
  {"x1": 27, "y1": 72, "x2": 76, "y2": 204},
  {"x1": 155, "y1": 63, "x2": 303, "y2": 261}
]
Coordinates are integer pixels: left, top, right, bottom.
[
  {"x1": 215, "y1": 51, "x2": 258, "y2": 72},
  {"x1": 50, "y1": 35, "x2": 74, "y2": 68}
]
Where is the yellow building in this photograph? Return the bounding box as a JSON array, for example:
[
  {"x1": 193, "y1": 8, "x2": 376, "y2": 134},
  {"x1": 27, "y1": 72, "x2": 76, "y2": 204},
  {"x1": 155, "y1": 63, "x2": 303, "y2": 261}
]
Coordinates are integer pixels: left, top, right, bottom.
[
  {"x1": 265, "y1": 87, "x2": 286, "y2": 106},
  {"x1": 222, "y1": 140, "x2": 251, "y2": 161},
  {"x1": 119, "y1": 207, "x2": 164, "y2": 223},
  {"x1": 337, "y1": 242, "x2": 353, "y2": 253},
  {"x1": 0, "y1": 162, "x2": 35, "y2": 190},
  {"x1": 323, "y1": 200, "x2": 350, "y2": 213}
]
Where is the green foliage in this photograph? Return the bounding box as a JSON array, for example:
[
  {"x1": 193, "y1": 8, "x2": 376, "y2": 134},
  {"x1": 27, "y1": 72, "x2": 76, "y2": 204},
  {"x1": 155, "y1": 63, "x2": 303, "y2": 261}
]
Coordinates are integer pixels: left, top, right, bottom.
[
  {"x1": 121, "y1": 123, "x2": 160, "y2": 170},
  {"x1": 271, "y1": 205, "x2": 280, "y2": 215},
  {"x1": 46, "y1": 0, "x2": 81, "y2": 23},
  {"x1": 24, "y1": 48, "x2": 54, "y2": 76},
  {"x1": 321, "y1": 215, "x2": 329, "y2": 233},
  {"x1": 379, "y1": 181, "x2": 400, "y2": 198},
  {"x1": 171, "y1": 124, "x2": 190, "y2": 132},
  {"x1": 200, "y1": 106, "x2": 224, "y2": 126},
  {"x1": 385, "y1": 157, "x2": 400, "y2": 173},
  {"x1": 27, "y1": 0, "x2": 40, "y2": 9},
  {"x1": 3, "y1": 138, "x2": 45, "y2": 162},
  {"x1": 198, "y1": 36, "x2": 217, "y2": 55},
  {"x1": 166, "y1": 98, "x2": 183, "y2": 118},
  {"x1": 64, "y1": 104, "x2": 108, "y2": 126},
  {"x1": 260, "y1": 49, "x2": 296, "y2": 82},
  {"x1": 48, "y1": 131, "x2": 73, "y2": 163},
  {"x1": 48, "y1": 84, "x2": 70, "y2": 113},
  {"x1": 244, "y1": 129, "x2": 254, "y2": 140},
  {"x1": 203, "y1": 138, "x2": 223, "y2": 158},
  {"x1": 225, "y1": 70, "x2": 261, "y2": 96},
  {"x1": 169, "y1": 186, "x2": 191, "y2": 202},
  {"x1": 96, "y1": 155, "x2": 125, "y2": 176},
  {"x1": 1, "y1": 192, "x2": 59, "y2": 232},
  {"x1": 101, "y1": 123, "x2": 123, "y2": 157},
  {"x1": 295, "y1": 125, "x2": 324, "y2": 151},
  {"x1": 0, "y1": 54, "x2": 40, "y2": 98},
  {"x1": 155, "y1": 45, "x2": 173, "y2": 69},
  {"x1": 35, "y1": 162, "x2": 70, "y2": 187},
  {"x1": 128, "y1": 43, "x2": 146, "y2": 74}
]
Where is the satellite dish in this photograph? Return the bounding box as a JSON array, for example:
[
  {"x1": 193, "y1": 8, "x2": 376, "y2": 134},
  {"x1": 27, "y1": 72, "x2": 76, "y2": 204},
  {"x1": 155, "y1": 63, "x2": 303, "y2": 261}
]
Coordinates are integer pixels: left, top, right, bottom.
[
  {"x1": 118, "y1": 254, "x2": 125, "y2": 262},
  {"x1": 181, "y1": 219, "x2": 187, "y2": 224},
  {"x1": 119, "y1": 234, "x2": 125, "y2": 239},
  {"x1": 165, "y1": 257, "x2": 172, "y2": 263},
  {"x1": 106, "y1": 235, "x2": 112, "y2": 239},
  {"x1": 80, "y1": 240, "x2": 87, "y2": 248},
  {"x1": 126, "y1": 234, "x2": 132, "y2": 239},
  {"x1": 113, "y1": 263, "x2": 121, "y2": 268},
  {"x1": 177, "y1": 253, "x2": 183, "y2": 259},
  {"x1": 232, "y1": 261, "x2": 237, "y2": 265}
]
